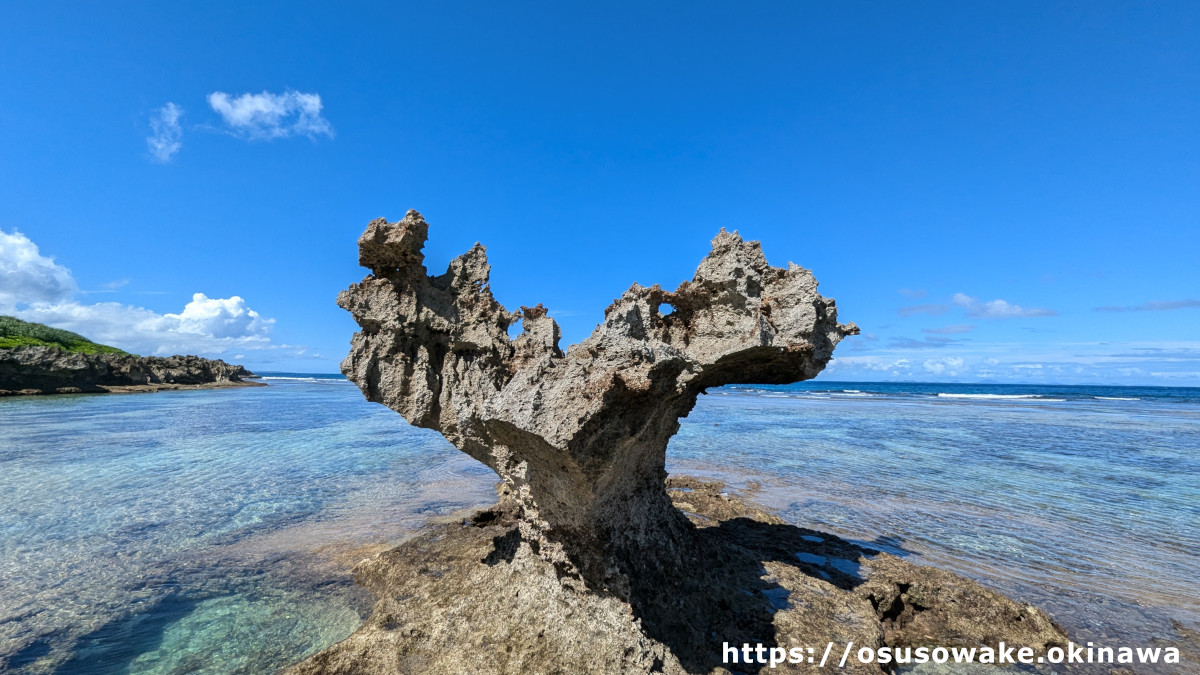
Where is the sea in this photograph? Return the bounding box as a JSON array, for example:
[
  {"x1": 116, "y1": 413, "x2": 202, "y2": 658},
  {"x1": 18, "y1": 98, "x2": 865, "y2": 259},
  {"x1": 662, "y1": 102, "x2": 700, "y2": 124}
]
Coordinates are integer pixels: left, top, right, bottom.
[{"x1": 1, "y1": 376, "x2": 1197, "y2": 674}]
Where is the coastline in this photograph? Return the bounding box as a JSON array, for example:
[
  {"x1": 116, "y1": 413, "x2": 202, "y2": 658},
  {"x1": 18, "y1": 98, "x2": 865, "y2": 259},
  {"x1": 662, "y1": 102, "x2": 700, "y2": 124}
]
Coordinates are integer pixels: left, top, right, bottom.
[
  {"x1": 0, "y1": 378, "x2": 266, "y2": 397},
  {"x1": 0, "y1": 345, "x2": 262, "y2": 396}
]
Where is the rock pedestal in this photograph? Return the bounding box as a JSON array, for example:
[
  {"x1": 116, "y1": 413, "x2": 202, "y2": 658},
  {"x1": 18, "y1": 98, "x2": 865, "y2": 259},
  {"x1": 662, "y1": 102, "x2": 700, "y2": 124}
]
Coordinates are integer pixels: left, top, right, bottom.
[
  {"x1": 295, "y1": 212, "x2": 1071, "y2": 675},
  {"x1": 337, "y1": 210, "x2": 857, "y2": 593}
]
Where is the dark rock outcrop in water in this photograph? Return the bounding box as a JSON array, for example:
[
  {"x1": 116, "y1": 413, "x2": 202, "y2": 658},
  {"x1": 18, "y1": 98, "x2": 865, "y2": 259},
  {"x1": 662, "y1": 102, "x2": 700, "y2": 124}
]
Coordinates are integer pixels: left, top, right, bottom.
[
  {"x1": 0, "y1": 345, "x2": 260, "y2": 395},
  {"x1": 297, "y1": 210, "x2": 1069, "y2": 674}
]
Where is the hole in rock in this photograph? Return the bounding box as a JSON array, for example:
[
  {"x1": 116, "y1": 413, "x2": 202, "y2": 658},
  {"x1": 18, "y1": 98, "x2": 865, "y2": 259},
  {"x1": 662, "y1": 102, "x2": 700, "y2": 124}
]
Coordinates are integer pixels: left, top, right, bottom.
[
  {"x1": 658, "y1": 302, "x2": 676, "y2": 316},
  {"x1": 506, "y1": 321, "x2": 522, "y2": 341}
]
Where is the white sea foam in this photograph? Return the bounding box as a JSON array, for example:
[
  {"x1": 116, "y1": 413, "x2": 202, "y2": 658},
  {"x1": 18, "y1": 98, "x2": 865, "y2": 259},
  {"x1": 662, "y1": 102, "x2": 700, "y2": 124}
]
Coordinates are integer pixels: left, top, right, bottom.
[
  {"x1": 260, "y1": 376, "x2": 351, "y2": 383},
  {"x1": 1096, "y1": 396, "x2": 1140, "y2": 401},
  {"x1": 936, "y1": 393, "x2": 1042, "y2": 400},
  {"x1": 261, "y1": 376, "x2": 320, "y2": 381}
]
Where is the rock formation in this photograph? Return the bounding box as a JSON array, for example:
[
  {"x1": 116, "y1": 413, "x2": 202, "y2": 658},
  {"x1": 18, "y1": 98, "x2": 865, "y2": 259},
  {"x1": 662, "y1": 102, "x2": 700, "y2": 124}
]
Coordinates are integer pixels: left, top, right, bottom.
[
  {"x1": 290, "y1": 479, "x2": 1068, "y2": 675},
  {"x1": 0, "y1": 346, "x2": 260, "y2": 395},
  {"x1": 338, "y1": 210, "x2": 857, "y2": 592},
  {"x1": 307, "y1": 211, "x2": 1069, "y2": 674}
]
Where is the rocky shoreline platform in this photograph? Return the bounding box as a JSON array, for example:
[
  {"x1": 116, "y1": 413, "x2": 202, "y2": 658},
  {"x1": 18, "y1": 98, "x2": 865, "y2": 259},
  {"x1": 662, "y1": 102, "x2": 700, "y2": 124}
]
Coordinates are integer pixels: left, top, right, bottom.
[
  {"x1": 288, "y1": 476, "x2": 1067, "y2": 675},
  {"x1": 292, "y1": 211, "x2": 1077, "y2": 674},
  {"x1": 0, "y1": 345, "x2": 262, "y2": 396}
]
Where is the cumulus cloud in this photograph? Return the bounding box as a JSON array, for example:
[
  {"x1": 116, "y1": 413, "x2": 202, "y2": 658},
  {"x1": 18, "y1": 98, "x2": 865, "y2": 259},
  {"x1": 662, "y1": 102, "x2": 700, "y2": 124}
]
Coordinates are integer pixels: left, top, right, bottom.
[
  {"x1": 166, "y1": 293, "x2": 273, "y2": 339},
  {"x1": 208, "y1": 90, "x2": 333, "y2": 140},
  {"x1": 952, "y1": 293, "x2": 1056, "y2": 319},
  {"x1": 923, "y1": 357, "x2": 964, "y2": 376},
  {"x1": 147, "y1": 102, "x2": 184, "y2": 162},
  {"x1": 16, "y1": 294, "x2": 274, "y2": 356},
  {"x1": 1, "y1": 230, "x2": 276, "y2": 357},
  {"x1": 0, "y1": 230, "x2": 77, "y2": 309},
  {"x1": 1095, "y1": 299, "x2": 1200, "y2": 312}
]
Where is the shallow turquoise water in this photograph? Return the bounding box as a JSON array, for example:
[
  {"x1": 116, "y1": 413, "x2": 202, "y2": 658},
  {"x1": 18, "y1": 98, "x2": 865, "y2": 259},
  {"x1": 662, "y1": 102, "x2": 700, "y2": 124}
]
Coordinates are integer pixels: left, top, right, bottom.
[
  {"x1": 671, "y1": 383, "x2": 1200, "y2": 655},
  {"x1": 0, "y1": 376, "x2": 497, "y2": 674},
  {"x1": 1, "y1": 377, "x2": 1197, "y2": 673}
]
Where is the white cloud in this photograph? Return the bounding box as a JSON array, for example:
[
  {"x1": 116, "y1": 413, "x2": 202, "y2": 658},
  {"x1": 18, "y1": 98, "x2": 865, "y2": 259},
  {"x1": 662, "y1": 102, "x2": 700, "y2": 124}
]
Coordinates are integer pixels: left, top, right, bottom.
[
  {"x1": 147, "y1": 102, "x2": 184, "y2": 163},
  {"x1": 952, "y1": 293, "x2": 1056, "y2": 319},
  {"x1": 16, "y1": 295, "x2": 274, "y2": 356},
  {"x1": 922, "y1": 357, "x2": 964, "y2": 376},
  {"x1": 208, "y1": 90, "x2": 333, "y2": 140},
  {"x1": 2, "y1": 230, "x2": 278, "y2": 357},
  {"x1": 166, "y1": 293, "x2": 273, "y2": 340},
  {"x1": 0, "y1": 230, "x2": 76, "y2": 309}
]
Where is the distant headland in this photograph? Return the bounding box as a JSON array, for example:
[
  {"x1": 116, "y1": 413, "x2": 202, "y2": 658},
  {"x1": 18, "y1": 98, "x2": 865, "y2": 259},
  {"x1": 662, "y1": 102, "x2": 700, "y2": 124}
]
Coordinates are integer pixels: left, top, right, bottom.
[{"x1": 0, "y1": 316, "x2": 261, "y2": 395}]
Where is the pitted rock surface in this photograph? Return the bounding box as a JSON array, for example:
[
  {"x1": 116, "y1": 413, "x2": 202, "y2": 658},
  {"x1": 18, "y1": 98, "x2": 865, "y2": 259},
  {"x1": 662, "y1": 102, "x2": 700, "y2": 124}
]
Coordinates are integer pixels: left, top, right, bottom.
[
  {"x1": 298, "y1": 211, "x2": 1076, "y2": 675},
  {"x1": 287, "y1": 479, "x2": 1069, "y2": 675},
  {"x1": 337, "y1": 210, "x2": 858, "y2": 590}
]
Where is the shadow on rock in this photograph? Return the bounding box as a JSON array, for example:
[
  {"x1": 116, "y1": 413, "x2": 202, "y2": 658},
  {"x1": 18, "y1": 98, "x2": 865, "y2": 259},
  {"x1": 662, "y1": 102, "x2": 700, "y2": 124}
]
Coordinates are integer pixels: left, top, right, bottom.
[
  {"x1": 294, "y1": 214, "x2": 1067, "y2": 675},
  {"x1": 288, "y1": 477, "x2": 1069, "y2": 675}
]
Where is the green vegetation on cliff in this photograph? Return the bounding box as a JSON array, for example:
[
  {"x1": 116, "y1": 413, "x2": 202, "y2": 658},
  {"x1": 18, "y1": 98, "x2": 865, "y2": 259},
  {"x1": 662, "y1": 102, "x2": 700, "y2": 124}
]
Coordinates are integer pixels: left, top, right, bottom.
[{"x1": 0, "y1": 316, "x2": 129, "y2": 355}]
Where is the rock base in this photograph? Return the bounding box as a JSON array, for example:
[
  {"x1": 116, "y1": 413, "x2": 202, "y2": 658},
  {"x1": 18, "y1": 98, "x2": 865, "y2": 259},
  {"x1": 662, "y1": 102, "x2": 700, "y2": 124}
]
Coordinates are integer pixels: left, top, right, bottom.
[{"x1": 287, "y1": 478, "x2": 1067, "y2": 675}]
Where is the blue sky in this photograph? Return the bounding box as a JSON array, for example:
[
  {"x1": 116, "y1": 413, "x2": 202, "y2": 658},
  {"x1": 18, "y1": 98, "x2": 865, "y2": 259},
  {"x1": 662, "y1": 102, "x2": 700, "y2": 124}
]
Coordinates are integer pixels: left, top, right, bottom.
[{"x1": 1, "y1": 2, "x2": 1197, "y2": 383}]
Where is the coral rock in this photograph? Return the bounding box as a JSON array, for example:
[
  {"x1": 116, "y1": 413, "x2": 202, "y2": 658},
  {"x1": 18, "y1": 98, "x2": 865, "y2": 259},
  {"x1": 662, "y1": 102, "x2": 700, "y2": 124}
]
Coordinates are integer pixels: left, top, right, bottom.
[{"x1": 337, "y1": 210, "x2": 858, "y2": 590}]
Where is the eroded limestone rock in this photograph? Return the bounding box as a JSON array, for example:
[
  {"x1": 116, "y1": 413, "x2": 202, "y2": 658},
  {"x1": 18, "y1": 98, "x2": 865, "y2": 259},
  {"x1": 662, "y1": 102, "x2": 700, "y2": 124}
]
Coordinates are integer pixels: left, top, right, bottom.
[
  {"x1": 303, "y1": 211, "x2": 1077, "y2": 674},
  {"x1": 288, "y1": 479, "x2": 1068, "y2": 675},
  {"x1": 337, "y1": 210, "x2": 858, "y2": 591}
]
